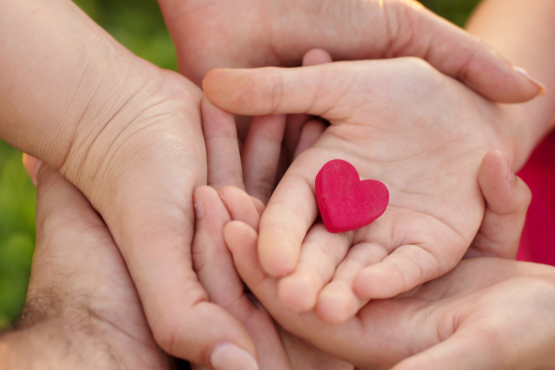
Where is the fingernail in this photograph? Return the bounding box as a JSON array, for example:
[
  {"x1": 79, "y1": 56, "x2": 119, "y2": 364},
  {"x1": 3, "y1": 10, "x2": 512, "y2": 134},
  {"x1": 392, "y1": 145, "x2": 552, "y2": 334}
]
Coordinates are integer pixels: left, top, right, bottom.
[
  {"x1": 22, "y1": 154, "x2": 43, "y2": 187},
  {"x1": 514, "y1": 67, "x2": 547, "y2": 96},
  {"x1": 193, "y1": 193, "x2": 204, "y2": 219},
  {"x1": 211, "y1": 343, "x2": 259, "y2": 370},
  {"x1": 503, "y1": 152, "x2": 515, "y2": 183}
]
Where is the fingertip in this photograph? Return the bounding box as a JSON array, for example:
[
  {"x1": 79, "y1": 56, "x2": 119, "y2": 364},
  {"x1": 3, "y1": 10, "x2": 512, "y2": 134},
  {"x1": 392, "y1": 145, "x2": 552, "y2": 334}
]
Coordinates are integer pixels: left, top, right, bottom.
[
  {"x1": 302, "y1": 48, "x2": 333, "y2": 67},
  {"x1": 315, "y1": 284, "x2": 359, "y2": 325},
  {"x1": 203, "y1": 68, "x2": 268, "y2": 115},
  {"x1": 353, "y1": 267, "x2": 400, "y2": 300},
  {"x1": 258, "y1": 234, "x2": 299, "y2": 277},
  {"x1": 278, "y1": 273, "x2": 318, "y2": 312},
  {"x1": 513, "y1": 67, "x2": 547, "y2": 96},
  {"x1": 223, "y1": 220, "x2": 258, "y2": 255}
]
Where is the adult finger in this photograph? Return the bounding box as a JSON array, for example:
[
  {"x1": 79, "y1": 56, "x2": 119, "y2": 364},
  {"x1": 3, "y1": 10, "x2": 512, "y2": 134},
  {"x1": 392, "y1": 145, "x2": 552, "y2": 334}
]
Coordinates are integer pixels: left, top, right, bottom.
[
  {"x1": 203, "y1": 60, "x2": 425, "y2": 117},
  {"x1": 468, "y1": 150, "x2": 532, "y2": 259},
  {"x1": 202, "y1": 97, "x2": 244, "y2": 191},
  {"x1": 242, "y1": 114, "x2": 286, "y2": 204},
  {"x1": 380, "y1": 0, "x2": 545, "y2": 102}
]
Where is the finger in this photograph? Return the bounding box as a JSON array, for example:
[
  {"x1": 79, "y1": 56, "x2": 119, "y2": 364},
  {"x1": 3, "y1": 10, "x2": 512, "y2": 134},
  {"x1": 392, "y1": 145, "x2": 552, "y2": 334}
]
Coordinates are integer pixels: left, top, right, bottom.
[
  {"x1": 277, "y1": 223, "x2": 352, "y2": 312},
  {"x1": 219, "y1": 186, "x2": 262, "y2": 231},
  {"x1": 302, "y1": 48, "x2": 333, "y2": 67},
  {"x1": 468, "y1": 150, "x2": 532, "y2": 259},
  {"x1": 391, "y1": 326, "x2": 513, "y2": 370},
  {"x1": 201, "y1": 97, "x2": 244, "y2": 191},
  {"x1": 292, "y1": 120, "x2": 326, "y2": 161},
  {"x1": 22, "y1": 153, "x2": 42, "y2": 187},
  {"x1": 352, "y1": 244, "x2": 442, "y2": 299},
  {"x1": 242, "y1": 114, "x2": 286, "y2": 204},
  {"x1": 387, "y1": 1, "x2": 545, "y2": 102},
  {"x1": 258, "y1": 171, "x2": 318, "y2": 277},
  {"x1": 315, "y1": 242, "x2": 388, "y2": 324},
  {"x1": 204, "y1": 60, "x2": 429, "y2": 117},
  {"x1": 282, "y1": 49, "x2": 331, "y2": 166}
]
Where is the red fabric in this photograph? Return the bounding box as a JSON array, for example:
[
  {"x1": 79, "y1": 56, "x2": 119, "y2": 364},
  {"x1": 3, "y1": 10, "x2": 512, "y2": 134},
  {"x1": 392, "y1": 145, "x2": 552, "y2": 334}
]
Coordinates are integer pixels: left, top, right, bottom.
[{"x1": 517, "y1": 131, "x2": 555, "y2": 266}]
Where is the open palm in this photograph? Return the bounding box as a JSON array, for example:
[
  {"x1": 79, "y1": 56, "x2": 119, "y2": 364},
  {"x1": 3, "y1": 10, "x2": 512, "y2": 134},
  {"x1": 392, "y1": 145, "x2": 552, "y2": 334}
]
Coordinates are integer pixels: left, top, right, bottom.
[{"x1": 204, "y1": 58, "x2": 522, "y2": 322}]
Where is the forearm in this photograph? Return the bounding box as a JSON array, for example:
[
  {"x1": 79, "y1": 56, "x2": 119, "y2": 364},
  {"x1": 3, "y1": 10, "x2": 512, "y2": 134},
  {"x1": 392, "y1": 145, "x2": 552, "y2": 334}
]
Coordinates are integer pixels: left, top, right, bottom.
[
  {"x1": 0, "y1": 320, "x2": 113, "y2": 370},
  {"x1": 466, "y1": 0, "x2": 555, "y2": 168},
  {"x1": 0, "y1": 0, "x2": 160, "y2": 171}
]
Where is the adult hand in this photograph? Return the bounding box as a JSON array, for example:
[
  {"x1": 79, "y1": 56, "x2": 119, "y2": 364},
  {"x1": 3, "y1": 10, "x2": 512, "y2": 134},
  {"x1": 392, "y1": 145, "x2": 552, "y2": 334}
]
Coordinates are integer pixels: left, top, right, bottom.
[
  {"x1": 159, "y1": 0, "x2": 544, "y2": 103},
  {"x1": 221, "y1": 154, "x2": 555, "y2": 369},
  {"x1": 1, "y1": 0, "x2": 257, "y2": 366},
  {"x1": 0, "y1": 165, "x2": 172, "y2": 370},
  {"x1": 203, "y1": 58, "x2": 532, "y2": 323},
  {"x1": 191, "y1": 98, "x2": 351, "y2": 369}
]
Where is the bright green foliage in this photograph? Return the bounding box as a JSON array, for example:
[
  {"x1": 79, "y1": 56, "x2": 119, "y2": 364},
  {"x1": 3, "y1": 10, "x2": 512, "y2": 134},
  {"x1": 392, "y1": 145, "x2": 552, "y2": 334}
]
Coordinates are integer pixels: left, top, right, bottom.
[{"x1": 0, "y1": 0, "x2": 480, "y2": 329}]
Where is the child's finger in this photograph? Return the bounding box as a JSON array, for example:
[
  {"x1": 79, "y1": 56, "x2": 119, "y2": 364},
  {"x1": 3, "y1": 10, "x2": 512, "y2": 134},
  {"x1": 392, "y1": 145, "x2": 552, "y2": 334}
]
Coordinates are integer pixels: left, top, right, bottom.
[
  {"x1": 258, "y1": 172, "x2": 319, "y2": 277},
  {"x1": 292, "y1": 120, "x2": 326, "y2": 161},
  {"x1": 193, "y1": 186, "x2": 289, "y2": 370},
  {"x1": 352, "y1": 243, "x2": 447, "y2": 300},
  {"x1": 242, "y1": 114, "x2": 286, "y2": 204},
  {"x1": 219, "y1": 186, "x2": 262, "y2": 232},
  {"x1": 201, "y1": 97, "x2": 245, "y2": 191},
  {"x1": 468, "y1": 150, "x2": 532, "y2": 259},
  {"x1": 315, "y1": 242, "x2": 388, "y2": 324},
  {"x1": 277, "y1": 223, "x2": 352, "y2": 312}
]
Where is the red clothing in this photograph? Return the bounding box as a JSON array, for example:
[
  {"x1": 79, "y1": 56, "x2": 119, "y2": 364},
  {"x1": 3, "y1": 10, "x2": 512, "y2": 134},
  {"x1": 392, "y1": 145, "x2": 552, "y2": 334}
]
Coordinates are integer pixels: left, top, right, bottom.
[{"x1": 517, "y1": 131, "x2": 555, "y2": 266}]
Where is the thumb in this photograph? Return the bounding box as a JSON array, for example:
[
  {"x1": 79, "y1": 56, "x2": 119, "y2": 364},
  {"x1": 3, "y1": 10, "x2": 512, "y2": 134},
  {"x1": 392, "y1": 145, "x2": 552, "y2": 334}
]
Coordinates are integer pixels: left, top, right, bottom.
[
  {"x1": 387, "y1": 1, "x2": 545, "y2": 103},
  {"x1": 468, "y1": 150, "x2": 532, "y2": 259},
  {"x1": 203, "y1": 61, "x2": 389, "y2": 118}
]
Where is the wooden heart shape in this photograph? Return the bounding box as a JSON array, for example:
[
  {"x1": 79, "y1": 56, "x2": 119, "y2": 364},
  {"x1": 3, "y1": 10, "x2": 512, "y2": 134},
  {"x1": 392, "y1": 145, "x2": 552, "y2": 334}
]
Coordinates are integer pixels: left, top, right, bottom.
[{"x1": 315, "y1": 160, "x2": 389, "y2": 233}]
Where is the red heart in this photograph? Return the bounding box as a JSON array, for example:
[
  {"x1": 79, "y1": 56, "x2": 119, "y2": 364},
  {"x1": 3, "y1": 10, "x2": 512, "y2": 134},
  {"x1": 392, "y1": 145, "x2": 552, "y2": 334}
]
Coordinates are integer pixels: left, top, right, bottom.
[{"x1": 315, "y1": 160, "x2": 389, "y2": 233}]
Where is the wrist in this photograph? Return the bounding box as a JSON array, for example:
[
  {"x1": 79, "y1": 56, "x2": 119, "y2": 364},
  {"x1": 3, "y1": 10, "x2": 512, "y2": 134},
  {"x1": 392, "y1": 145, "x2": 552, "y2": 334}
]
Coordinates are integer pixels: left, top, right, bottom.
[{"x1": 497, "y1": 101, "x2": 554, "y2": 170}]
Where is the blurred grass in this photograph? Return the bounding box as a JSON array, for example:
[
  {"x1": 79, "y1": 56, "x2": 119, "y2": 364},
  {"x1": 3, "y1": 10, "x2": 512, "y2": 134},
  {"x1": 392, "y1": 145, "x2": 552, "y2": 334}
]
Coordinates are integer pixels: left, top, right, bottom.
[{"x1": 0, "y1": 0, "x2": 480, "y2": 328}]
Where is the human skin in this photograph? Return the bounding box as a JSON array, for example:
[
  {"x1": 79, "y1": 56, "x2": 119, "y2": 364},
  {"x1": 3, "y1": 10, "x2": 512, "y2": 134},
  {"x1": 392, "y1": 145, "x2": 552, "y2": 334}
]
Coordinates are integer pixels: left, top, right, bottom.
[
  {"x1": 466, "y1": 0, "x2": 555, "y2": 157},
  {"x1": 190, "y1": 98, "x2": 352, "y2": 369},
  {"x1": 0, "y1": 0, "x2": 259, "y2": 367},
  {"x1": 221, "y1": 184, "x2": 555, "y2": 370},
  {"x1": 157, "y1": 0, "x2": 542, "y2": 103},
  {"x1": 195, "y1": 94, "x2": 536, "y2": 369},
  {"x1": 203, "y1": 58, "x2": 539, "y2": 322},
  {"x1": 0, "y1": 165, "x2": 173, "y2": 370}
]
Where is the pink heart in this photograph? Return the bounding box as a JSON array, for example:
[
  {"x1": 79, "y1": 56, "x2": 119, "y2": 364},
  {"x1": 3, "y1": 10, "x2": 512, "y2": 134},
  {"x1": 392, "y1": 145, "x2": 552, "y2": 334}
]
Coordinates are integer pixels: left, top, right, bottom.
[{"x1": 315, "y1": 160, "x2": 389, "y2": 233}]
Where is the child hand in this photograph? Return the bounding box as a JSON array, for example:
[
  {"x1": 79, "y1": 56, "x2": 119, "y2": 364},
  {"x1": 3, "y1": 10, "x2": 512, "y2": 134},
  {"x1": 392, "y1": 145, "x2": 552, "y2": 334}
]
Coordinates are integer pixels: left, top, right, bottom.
[
  {"x1": 190, "y1": 98, "x2": 351, "y2": 370},
  {"x1": 204, "y1": 57, "x2": 529, "y2": 322},
  {"x1": 222, "y1": 157, "x2": 555, "y2": 369}
]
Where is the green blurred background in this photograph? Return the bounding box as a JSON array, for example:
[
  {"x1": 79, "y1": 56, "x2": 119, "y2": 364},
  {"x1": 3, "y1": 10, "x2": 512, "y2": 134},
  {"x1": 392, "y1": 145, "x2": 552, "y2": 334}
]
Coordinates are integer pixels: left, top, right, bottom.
[{"x1": 0, "y1": 0, "x2": 481, "y2": 328}]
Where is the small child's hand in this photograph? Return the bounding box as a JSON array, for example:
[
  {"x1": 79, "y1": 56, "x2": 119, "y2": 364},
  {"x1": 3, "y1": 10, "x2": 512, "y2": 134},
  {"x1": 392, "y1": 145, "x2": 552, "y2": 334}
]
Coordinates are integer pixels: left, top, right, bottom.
[
  {"x1": 191, "y1": 98, "x2": 351, "y2": 370},
  {"x1": 204, "y1": 57, "x2": 529, "y2": 323},
  {"x1": 222, "y1": 155, "x2": 554, "y2": 369}
]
